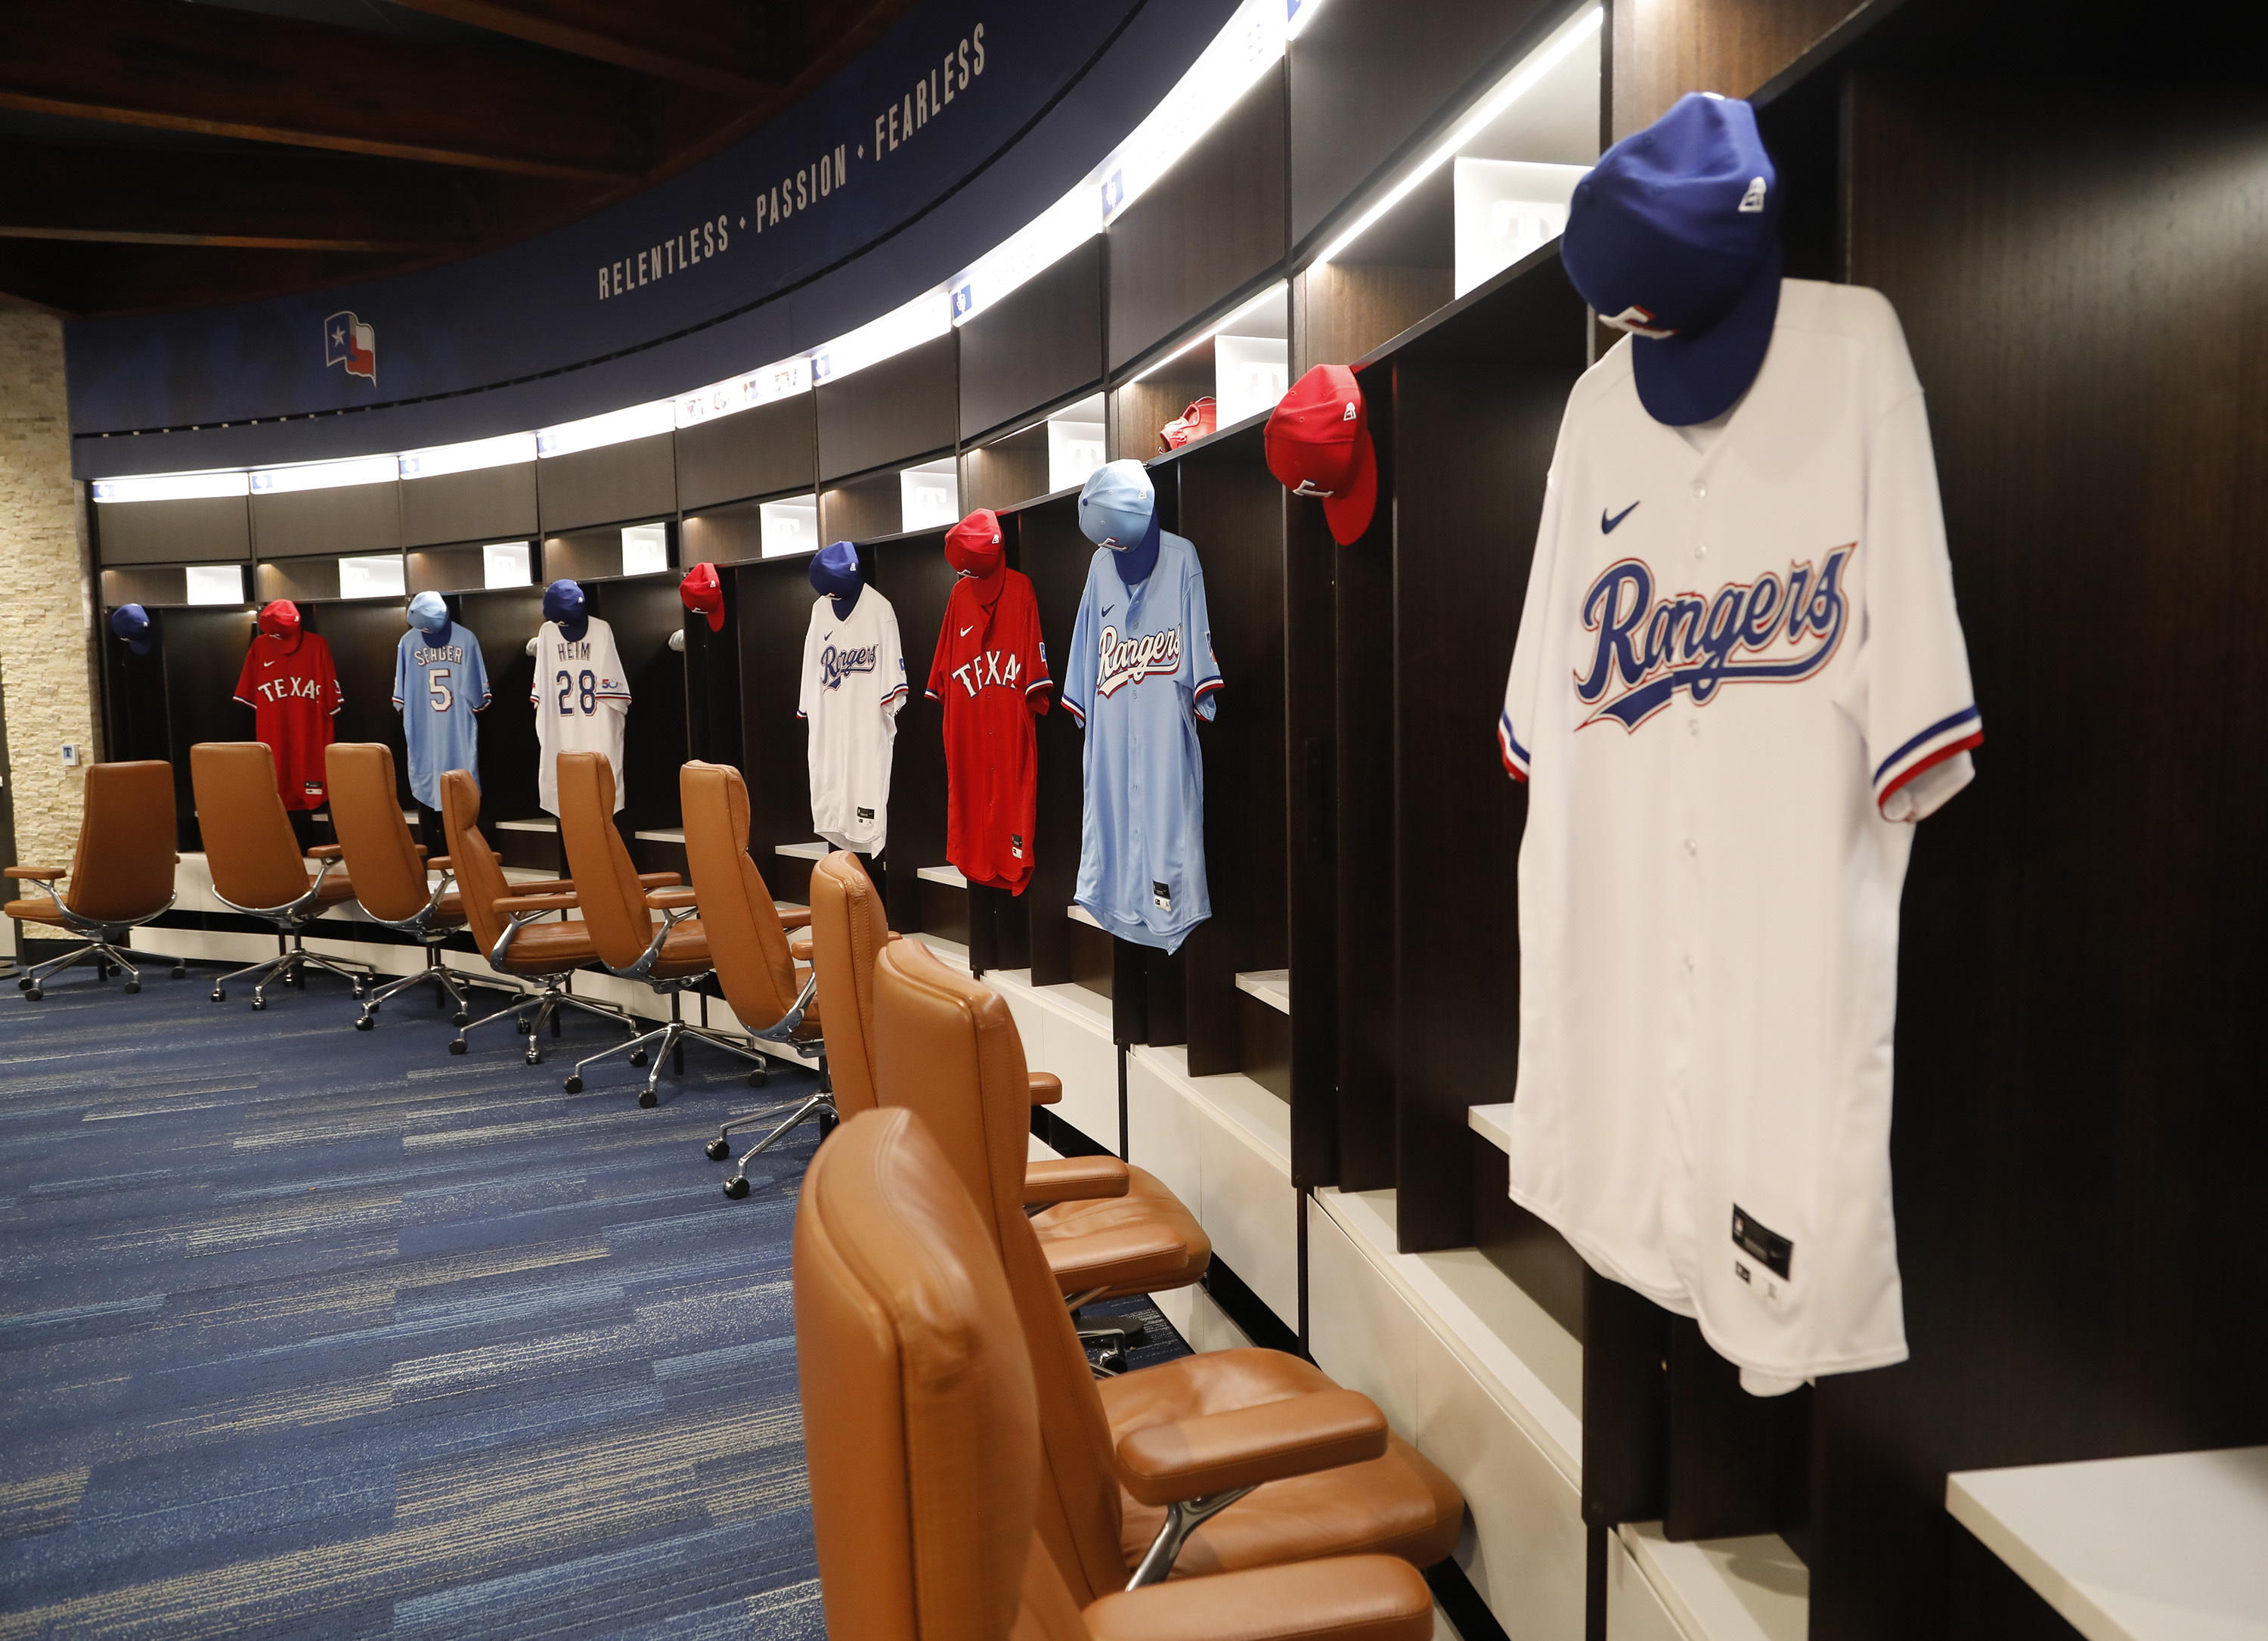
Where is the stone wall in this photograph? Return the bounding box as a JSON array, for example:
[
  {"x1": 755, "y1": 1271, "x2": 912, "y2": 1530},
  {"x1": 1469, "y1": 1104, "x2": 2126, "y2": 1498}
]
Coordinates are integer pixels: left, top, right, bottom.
[{"x1": 0, "y1": 308, "x2": 101, "y2": 874}]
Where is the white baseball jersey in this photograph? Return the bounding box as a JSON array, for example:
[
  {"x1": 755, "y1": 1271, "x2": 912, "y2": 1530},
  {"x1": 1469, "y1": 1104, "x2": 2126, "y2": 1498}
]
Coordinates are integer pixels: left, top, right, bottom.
[
  {"x1": 798, "y1": 586, "x2": 907, "y2": 854},
  {"x1": 1497, "y1": 279, "x2": 1980, "y2": 1391},
  {"x1": 532, "y1": 616, "x2": 631, "y2": 815}
]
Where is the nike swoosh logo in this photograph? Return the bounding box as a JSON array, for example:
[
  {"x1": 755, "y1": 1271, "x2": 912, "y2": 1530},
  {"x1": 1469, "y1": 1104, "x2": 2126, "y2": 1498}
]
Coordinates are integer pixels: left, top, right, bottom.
[
  {"x1": 821, "y1": 630, "x2": 832, "y2": 640},
  {"x1": 1101, "y1": 605, "x2": 1116, "y2": 618},
  {"x1": 960, "y1": 625, "x2": 974, "y2": 637},
  {"x1": 1602, "y1": 501, "x2": 1640, "y2": 534}
]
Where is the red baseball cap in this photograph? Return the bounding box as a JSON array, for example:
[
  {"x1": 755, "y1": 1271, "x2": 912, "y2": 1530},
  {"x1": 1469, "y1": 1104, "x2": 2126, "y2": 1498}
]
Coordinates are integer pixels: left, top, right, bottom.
[
  {"x1": 945, "y1": 508, "x2": 1004, "y2": 577},
  {"x1": 679, "y1": 562, "x2": 724, "y2": 631},
  {"x1": 1265, "y1": 364, "x2": 1377, "y2": 545},
  {"x1": 258, "y1": 599, "x2": 301, "y2": 640}
]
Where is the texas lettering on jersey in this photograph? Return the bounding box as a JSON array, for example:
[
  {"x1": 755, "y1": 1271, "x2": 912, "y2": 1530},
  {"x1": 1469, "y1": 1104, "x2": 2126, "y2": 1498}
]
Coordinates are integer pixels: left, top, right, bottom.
[
  {"x1": 1095, "y1": 623, "x2": 1184, "y2": 696},
  {"x1": 950, "y1": 647, "x2": 1024, "y2": 696},
  {"x1": 246, "y1": 675, "x2": 334, "y2": 705},
  {"x1": 818, "y1": 642, "x2": 879, "y2": 691},
  {"x1": 1575, "y1": 544, "x2": 1853, "y2": 730}
]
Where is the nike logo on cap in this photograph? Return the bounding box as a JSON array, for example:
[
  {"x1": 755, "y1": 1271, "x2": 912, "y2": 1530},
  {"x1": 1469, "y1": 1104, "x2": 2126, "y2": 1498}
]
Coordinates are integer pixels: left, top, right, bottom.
[{"x1": 1602, "y1": 501, "x2": 1641, "y2": 534}]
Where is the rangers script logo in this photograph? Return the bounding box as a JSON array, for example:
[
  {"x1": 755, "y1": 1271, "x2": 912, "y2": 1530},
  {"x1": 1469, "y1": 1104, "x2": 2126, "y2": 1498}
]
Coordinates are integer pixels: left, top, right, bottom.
[
  {"x1": 1575, "y1": 545, "x2": 1853, "y2": 730},
  {"x1": 819, "y1": 642, "x2": 878, "y2": 691},
  {"x1": 1095, "y1": 625, "x2": 1181, "y2": 696}
]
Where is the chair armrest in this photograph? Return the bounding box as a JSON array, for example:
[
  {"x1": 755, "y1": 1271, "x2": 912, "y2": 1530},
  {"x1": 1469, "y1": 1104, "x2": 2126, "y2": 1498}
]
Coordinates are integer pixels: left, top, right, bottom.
[
  {"x1": 1023, "y1": 1156, "x2": 1129, "y2": 1206},
  {"x1": 510, "y1": 876, "x2": 577, "y2": 894},
  {"x1": 777, "y1": 907, "x2": 812, "y2": 931},
  {"x1": 1028, "y1": 1071, "x2": 1063, "y2": 1106},
  {"x1": 306, "y1": 845, "x2": 344, "y2": 861},
  {"x1": 646, "y1": 887, "x2": 699, "y2": 909},
  {"x1": 3, "y1": 866, "x2": 65, "y2": 880},
  {"x1": 788, "y1": 930, "x2": 813, "y2": 963},
  {"x1": 1048, "y1": 1227, "x2": 1191, "y2": 1300},
  {"x1": 413, "y1": 845, "x2": 429, "y2": 861},
  {"x1": 1081, "y1": 1557, "x2": 1431, "y2": 1641},
  {"x1": 1114, "y1": 1389, "x2": 1387, "y2": 1509},
  {"x1": 495, "y1": 892, "x2": 578, "y2": 914},
  {"x1": 635, "y1": 871, "x2": 680, "y2": 888},
  {"x1": 427, "y1": 855, "x2": 452, "y2": 871}
]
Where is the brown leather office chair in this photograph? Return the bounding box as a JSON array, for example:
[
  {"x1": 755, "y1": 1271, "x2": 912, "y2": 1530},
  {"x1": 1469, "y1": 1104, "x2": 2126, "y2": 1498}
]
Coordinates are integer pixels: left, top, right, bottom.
[
  {"x1": 553, "y1": 749, "x2": 767, "y2": 1106},
  {"x1": 436, "y1": 768, "x2": 640, "y2": 1063},
  {"x1": 6, "y1": 759, "x2": 186, "y2": 1001},
  {"x1": 325, "y1": 743, "x2": 520, "y2": 1031},
  {"x1": 189, "y1": 741, "x2": 375, "y2": 1010},
  {"x1": 799, "y1": 1103, "x2": 1434, "y2": 1641},
  {"x1": 677, "y1": 761, "x2": 829, "y2": 1193},
  {"x1": 801, "y1": 848, "x2": 1208, "y2": 1365},
  {"x1": 872, "y1": 935, "x2": 1466, "y2": 1595}
]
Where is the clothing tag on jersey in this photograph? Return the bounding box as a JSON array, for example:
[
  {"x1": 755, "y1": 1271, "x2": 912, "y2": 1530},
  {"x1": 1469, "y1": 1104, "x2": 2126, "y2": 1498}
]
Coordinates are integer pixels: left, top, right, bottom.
[
  {"x1": 857, "y1": 807, "x2": 875, "y2": 822},
  {"x1": 1152, "y1": 881, "x2": 1171, "y2": 910},
  {"x1": 1011, "y1": 833, "x2": 1024, "y2": 860},
  {"x1": 303, "y1": 780, "x2": 324, "y2": 796},
  {"x1": 1731, "y1": 1206, "x2": 1792, "y2": 1280}
]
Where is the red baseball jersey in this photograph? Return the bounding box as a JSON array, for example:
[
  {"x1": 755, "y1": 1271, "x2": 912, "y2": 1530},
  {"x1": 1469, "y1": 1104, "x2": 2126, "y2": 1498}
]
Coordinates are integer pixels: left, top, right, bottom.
[
  {"x1": 927, "y1": 566, "x2": 1052, "y2": 893},
  {"x1": 234, "y1": 630, "x2": 344, "y2": 811}
]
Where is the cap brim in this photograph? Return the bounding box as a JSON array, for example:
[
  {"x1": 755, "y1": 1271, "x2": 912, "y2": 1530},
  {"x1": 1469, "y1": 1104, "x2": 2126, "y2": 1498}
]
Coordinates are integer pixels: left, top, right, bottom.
[
  {"x1": 125, "y1": 637, "x2": 153, "y2": 656},
  {"x1": 1631, "y1": 240, "x2": 1783, "y2": 427},
  {"x1": 1320, "y1": 420, "x2": 1379, "y2": 546},
  {"x1": 704, "y1": 604, "x2": 725, "y2": 632}
]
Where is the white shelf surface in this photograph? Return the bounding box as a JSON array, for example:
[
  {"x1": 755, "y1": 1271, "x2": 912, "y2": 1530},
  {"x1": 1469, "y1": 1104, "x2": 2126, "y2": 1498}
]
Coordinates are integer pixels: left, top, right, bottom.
[
  {"x1": 494, "y1": 817, "x2": 557, "y2": 833},
  {"x1": 1066, "y1": 903, "x2": 1103, "y2": 930},
  {"x1": 1235, "y1": 969, "x2": 1290, "y2": 1015},
  {"x1": 1619, "y1": 1523, "x2": 1809, "y2": 1641},
  {"x1": 917, "y1": 864, "x2": 969, "y2": 888},
  {"x1": 1469, "y1": 1100, "x2": 1516, "y2": 1156},
  {"x1": 632, "y1": 827, "x2": 683, "y2": 843},
  {"x1": 773, "y1": 841, "x2": 827, "y2": 861},
  {"x1": 1947, "y1": 1446, "x2": 2268, "y2": 1641}
]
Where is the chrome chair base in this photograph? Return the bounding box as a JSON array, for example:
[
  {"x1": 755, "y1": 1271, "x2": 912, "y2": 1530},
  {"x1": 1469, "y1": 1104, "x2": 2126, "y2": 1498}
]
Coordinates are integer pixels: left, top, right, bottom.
[
  {"x1": 16, "y1": 938, "x2": 187, "y2": 1001},
  {"x1": 450, "y1": 979, "x2": 639, "y2": 1066},
  {"x1": 566, "y1": 1016, "x2": 769, "y2": 1108},
  {"x1": 210, "y1": 934, "x2": 375, "y2": 1012},
  {"x1": 354, "y1": 947, "x2": 523, "y2": 1032},
  {"x1": 707, "y1": 1057, "x2": 835, "y2": 1198}
]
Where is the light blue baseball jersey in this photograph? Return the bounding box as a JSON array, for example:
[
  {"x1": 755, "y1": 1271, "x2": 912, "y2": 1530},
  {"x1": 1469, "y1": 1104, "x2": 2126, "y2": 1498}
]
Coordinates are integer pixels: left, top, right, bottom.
[
  {"x1": 392, "y1": 623, "x2": 491, "y2": 808},
  {"x1": 1061, "y1": 532, "x2": 1222, "y2": 952}
]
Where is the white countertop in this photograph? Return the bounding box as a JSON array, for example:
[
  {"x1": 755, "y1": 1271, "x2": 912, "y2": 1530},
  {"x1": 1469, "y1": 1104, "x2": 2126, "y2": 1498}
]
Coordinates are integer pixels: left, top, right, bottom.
[
  {"x1": 1066, "y1": 903, "x2": 1103, "y2": 930},
  {"x1": 493, "y1": 817, "x2": 557, "y2": 833},
  {"x1": 916, "y1": 864, "x2": 968, "y2": 888},
  {"x1": 1468, "y1": 1101, "x2": 1516, "y2": 1156},
  {"x1": 773, "y1": 841, "x2": 827, "y2": 861},
  {"x1": 1235, "y1": 969, "x2": 1290, "y2": 1015},
  {"x1": 632, "y1": 827, "x2": 684, "y2": 843},
  {"x1": 1947, "y1": 1447, "x2": 2268, "y2": 1641}
]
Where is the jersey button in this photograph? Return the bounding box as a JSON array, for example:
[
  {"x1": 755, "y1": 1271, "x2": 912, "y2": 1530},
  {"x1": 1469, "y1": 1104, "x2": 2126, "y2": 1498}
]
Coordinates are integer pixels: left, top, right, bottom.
[
  {"x1": 1687, "y1": 718, "x2": 1700, "y2": 737},
  {"x1": 1691, "y1": 480, "x2": 1707, "y2": 500},
  {"x1": 1695, "y1": 541, "x2": 1709, "y2": 560},
  {"x1": 1684, "y1": 838, "x2": 1698, "y2": 858}
]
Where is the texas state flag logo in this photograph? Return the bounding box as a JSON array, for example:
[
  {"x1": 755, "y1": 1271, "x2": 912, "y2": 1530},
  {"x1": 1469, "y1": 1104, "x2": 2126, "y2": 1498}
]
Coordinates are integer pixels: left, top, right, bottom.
[{"x1": 324, "y1": 311, "x2": 376, "y2": 383}]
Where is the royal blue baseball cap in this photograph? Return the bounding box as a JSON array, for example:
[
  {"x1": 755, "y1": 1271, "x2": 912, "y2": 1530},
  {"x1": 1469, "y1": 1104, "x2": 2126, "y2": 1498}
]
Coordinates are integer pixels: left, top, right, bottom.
[
  {"x1": 810, "y1": 540, "x2": 862, "y2": 598},
  {"x1": 542, "y1": 579, "x2": 584, "y2": 625},
  {"x1": 110, "y1": 603, "x2": 153, "y2": 655},
  {"x1": 1078, "y1": 459, "x2": 1160, "y2": 556},
  {"x1": 407, "y1": 591, "x2": 451, "y2": 634},
  {"x1": 1561, "y1": 92, "x2": 1783, "y2": 427}
]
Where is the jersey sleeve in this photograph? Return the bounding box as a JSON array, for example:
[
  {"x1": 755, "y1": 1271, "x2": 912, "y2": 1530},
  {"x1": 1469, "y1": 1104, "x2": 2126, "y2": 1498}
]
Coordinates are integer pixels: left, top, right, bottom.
[
  {"x1": 1019, "y1": 582, "x2": 1052, "y2": 717},
  {"x1": 1060, "y1": 574, "x2": 1095, "y2": 729},
  {"x1": 233, "y1": 641, "x2": 259, "y2": 709},
  {"x1": 392, "y1": 635, "x2": 410, "y2": 713},
  {"x1": 1858, "y1": 384, "x2": 1981, "y2": 821},
  {"x1": 1500, "y1": 458, "x2": 1566, "y2": 783},
  {"x1": 468, "y1": 634, "x2": 491, "y2": 711},
  {"x1": 595, "y1": 627, "x2": 631, "y2": 707},
  {"x1": 925, "y1": 599, "x2": 951, "y2": 703},
  {"x1": 1182, "y1": 558, "x2": 1222, "y2": 724},
  {"x1": 878, "y1": 603, "x2": 909, "y2": 715},
  {"x1": 798, "y1": 605, "x2": 821, "y2": 721},
  {"x1": 319, "y1": 637, "x2": 343, "y2": 715},
  {"x1": 530, "y1": 625, "x2": 544, "y2": 706}
]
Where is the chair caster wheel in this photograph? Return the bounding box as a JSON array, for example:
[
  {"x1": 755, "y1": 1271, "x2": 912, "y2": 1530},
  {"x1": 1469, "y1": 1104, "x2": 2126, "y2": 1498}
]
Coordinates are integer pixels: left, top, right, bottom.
[
  {"x1": 705, "y1": 1138, "x2": 730, "y2": 1160},
  {"x1": 16, "y1": 976, "x2": 31, "y2": 991},
  {"x1": 355, "y1": 1015, "x2": 374, "y2": 1031},
  {"x1": 452, "y1": 1011, "x2": 470, "y2": 1027},
  {"x1": 1096, "y1": 1348, "x2": 1129, "y2": 1376},
  {"x1": 449, "y1": 1039, "x2": 468, "y2": 1055},
  {"x1": 515, "y1": 1017, "x2": 532, "y2": 1035},
  {"x1": 25, "y1": 986, "x2": 43, "y2": 1001},
  {"x1": 629, "y1": 1049, "x2": 648, "y2": 1067},
  {"x1": 563, "y1": 1074, "x2": 584, "y2": 1093},
  {"x1": 211, "y1": 988, "x2": 226, "y2": 1003},
  {"x1": 748, "y1": 1069, "x2": 767, "y2": 1088},
  {"x1": 638, "y1": 1088, "x2": 658, "y2": 1109},
  {"x1": 125, "y1": 982, "x2": 141, "y2": 994},
  {"x1": 172, "y1": 965, "x2": 187, "y2": 979},
  {"x1": 251, "y1": 997, "x2": 267, "y2": 1011},
  {"x1": 723, "y1": 1176, "x2": 749, "y2": 1199},
  {"x1": 525, "y1": 1050, "x2": 542, "y2": 1066}
]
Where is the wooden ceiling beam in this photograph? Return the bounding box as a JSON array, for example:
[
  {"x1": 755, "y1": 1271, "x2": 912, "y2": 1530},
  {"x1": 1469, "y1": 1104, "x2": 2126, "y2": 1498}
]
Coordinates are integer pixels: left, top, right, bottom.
[
  {"x1": 0, "y1": 139, "x2": 598, "y2": 256},
  {"x1": 386, "y1": 0, "x2": 782, "y2": 101},
  {"x1": 0, "y1": 0, "x2": 720, "y2": 181}
]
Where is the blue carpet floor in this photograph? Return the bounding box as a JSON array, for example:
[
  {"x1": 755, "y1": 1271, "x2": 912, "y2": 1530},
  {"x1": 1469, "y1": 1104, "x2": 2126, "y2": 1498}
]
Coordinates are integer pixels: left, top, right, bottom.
[{"x1": 0, "y1": 960, "x2": 1186, "y2": 1638}]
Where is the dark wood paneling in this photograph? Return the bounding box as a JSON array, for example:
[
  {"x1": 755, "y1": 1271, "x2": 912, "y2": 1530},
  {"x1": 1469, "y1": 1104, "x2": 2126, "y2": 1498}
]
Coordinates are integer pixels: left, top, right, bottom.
[
  {"x1": 538, "y1": 433, "x2": 676, "y2": 532},
  {"x1": 255, "y1": 559, "x2": 340, "y2": 603},
  {"x1": 1108, "y1": 66, "x2": 1287, "y2": 372},
  {"x1": 867, "y1": 531, "x2": 957, "y2": 929},
  {"x1": 733, "y1": 556, "x2": 831, "y2": 882},
  {"x1": 1388, "y1": 260, "x2": 1585, "y2": 1253},
  {"x1": 400, "y1": 464, "x2": 538, "y2": 548},
  {"x1": 93, "y1": 497, "x2": 250, "y2": 566},
  {"x1": 1805, "y1": 74, "x2": 2268, "y2": 1641},
  {"x1": 1471, "y1": 1140, "x2": 1585, "y2": 1340},
  {"x1": 1582, "y1": 1270, "x2": 1670, "y2": 1528},
  {"x1": 681, "y1": 570, "x2": 742, "y2": 770},
  {"x1": 456, "y1": 588, "x2": 544, "y2": 826},
  {"x1": 405, "y1": 543, "x2": 512, "y2": 596},
  {"x1": 1170, "y1": 434, "x2": 1287, "y2": 1077},
  {"x1": 1947, "y1": 1525, "x2": 2087, "y2": 1641},
  {"x1": 816, "y1": 333, "x2": 957, "y2": 482},
  {"x1": 1610, "y1": 0, "x2": 1854, "y2": 141},
  {"x1": 1664, "y1": 1320, "x2": 1811, "y2": 1549},
  {"x1": 1284, "y1": 485, "x2": 1338, "y2": 1188},
  {"x1": 100, "y1": 565, "x2": 193, "y2": 610},
  {"x1": 1287, "y1": 0, "x2": 1560, "y2": 247},
  {"x1": 589, "y1": 577, "x2": 688, "y2": 835},
  {"x1": 159, "y1": 606, "x2": 259, "y2": 848},
  {"x1": 1297, "y1": 261, "x2": 1455, "y2": 376},
  {"x1": 101, "y1": 619, "x2": 173, "y2": 769},
  {"x1": 818, "y1": 474, "x2": 904, "y2": 545},
  {"x1": 1238, "y1": 993, "x2": 1291, "y2": 1103},
  {"x1": 962, "y1": 423, "x2": 1052, "y2": 516},
  {"x1": 679, "y1": 502, "x2": 767, "y2": 568},
  {"x1": 960, "y1": 237, "x2": 1106, "y2": 439},
  {"x1": 1016, "y1": 498, "x2": 1093, "y2": 985},
  {"x1": 314, "y1": 599, "x2": 417, "y2": 810},
  {"x1": 250, "y1": 480, "x2": 401, "y2": 559},
  {"x1": 676, "y1": 394, "x2": 817, "y2": 511},
  {"x1": 1111, "y1": 346, "x2": 1217, "y2": 464},
  {"x1": 1333, "y1": 473, "x2": 1396, "y2": 1193}
]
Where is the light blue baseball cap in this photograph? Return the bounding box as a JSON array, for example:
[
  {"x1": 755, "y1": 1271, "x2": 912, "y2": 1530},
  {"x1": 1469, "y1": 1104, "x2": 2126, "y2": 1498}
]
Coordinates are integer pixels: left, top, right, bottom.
[
  {"x1": 1078, "y1": 459, "x2": 1160, "y2": 554},
  {"x1": 407, "y1": 591, "x2": 451, "y2": 634}
]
